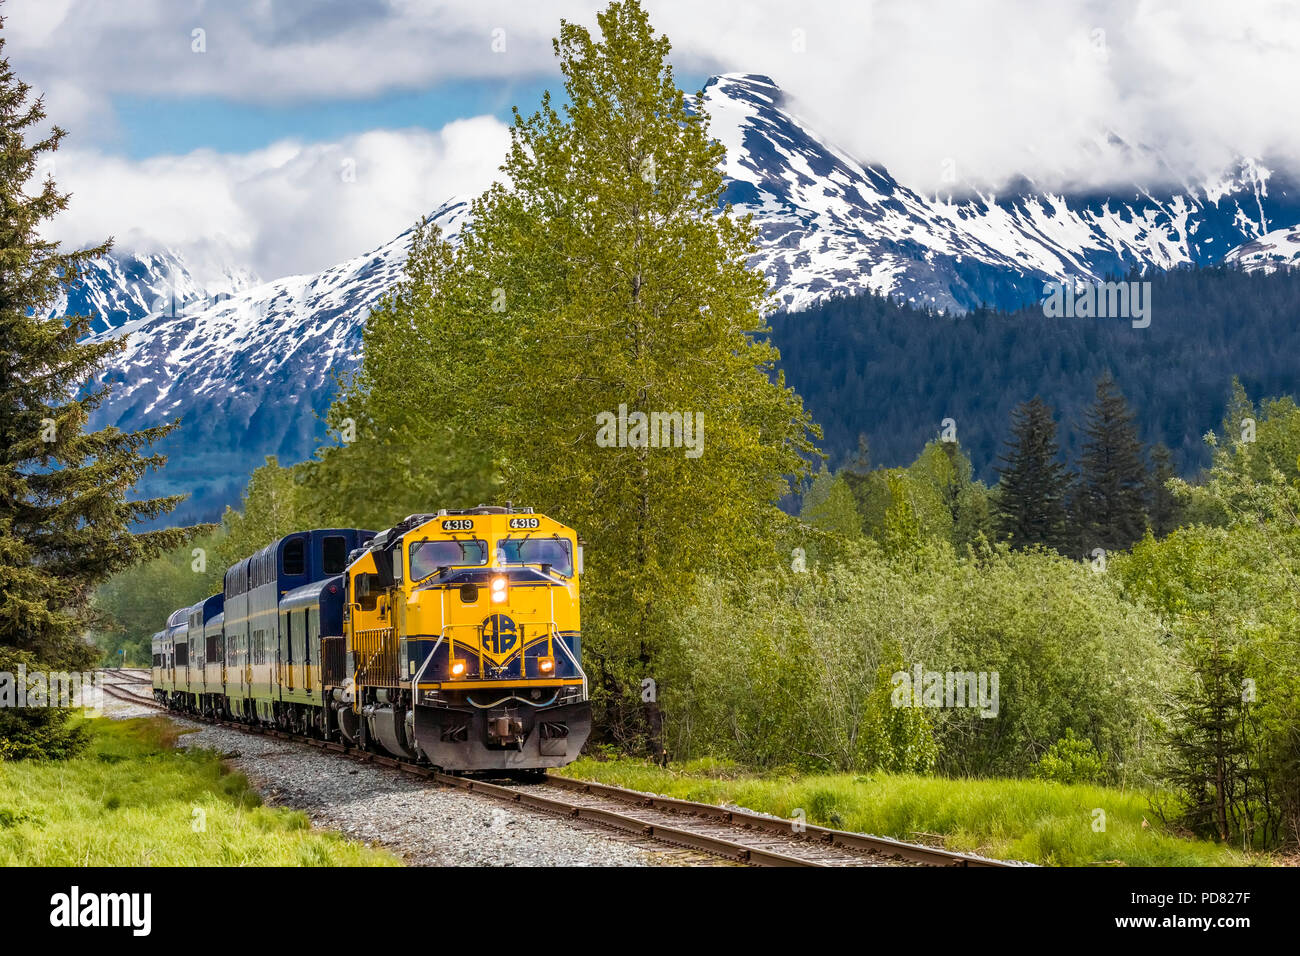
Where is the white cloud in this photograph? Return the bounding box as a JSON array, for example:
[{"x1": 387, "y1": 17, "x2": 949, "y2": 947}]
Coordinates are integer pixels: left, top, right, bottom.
[
  {"x1": 642, "y1": 0, "x2": 1300, "y2": 191},
  {"x1": 45, "y1": 117, "x2": 511, "y2": 281},
  {"x1": 10, "y1": 0, "x2": 1300, "y2": 273}
]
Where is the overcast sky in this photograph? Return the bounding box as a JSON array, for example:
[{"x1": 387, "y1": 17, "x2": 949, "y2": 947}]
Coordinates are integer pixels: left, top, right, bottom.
[{"x1": 6, "y1": 0, "x2": 1299, "y2": 283}]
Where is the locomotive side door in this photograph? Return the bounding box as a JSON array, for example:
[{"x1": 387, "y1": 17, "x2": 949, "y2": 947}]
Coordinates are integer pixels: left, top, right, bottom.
[{"x1": 296, "y1": 609, "x2": 307, "y2": 694}]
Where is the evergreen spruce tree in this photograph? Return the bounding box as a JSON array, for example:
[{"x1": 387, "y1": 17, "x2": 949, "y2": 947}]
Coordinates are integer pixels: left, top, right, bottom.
[
  {"x1": 994, "y1": 397, "x2": 1070, "y2": 551},
  {"x1": 1147, "y1": 443, "x2": 1184, "y2": 537},
  {"x1": 1076, "y1": 374, "x2": 1150, "y2": 552},
  {"x1": 1166, "y1": 625, "x2": 1251, "y2": 843},
  {"x1": 0, "y1": 34, "x2": 191, "y2": 757},
  {"x1": 840, "y1": 433, "x2": 872, "y2": 500},
  {"x1": 1221, "y1": 376, "x2": 1256, "y2": 446}
]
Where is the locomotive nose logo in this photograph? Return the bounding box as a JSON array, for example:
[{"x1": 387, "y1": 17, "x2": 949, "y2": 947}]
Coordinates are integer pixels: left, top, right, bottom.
[{"x1": 482, "y1": 614, "x2": 518, "y2": 654}]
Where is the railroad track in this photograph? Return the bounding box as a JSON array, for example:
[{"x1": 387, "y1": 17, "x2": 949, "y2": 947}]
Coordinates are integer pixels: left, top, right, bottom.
[{"x1": 98, "y1": 675, "x2": 1012, "y2": 868}]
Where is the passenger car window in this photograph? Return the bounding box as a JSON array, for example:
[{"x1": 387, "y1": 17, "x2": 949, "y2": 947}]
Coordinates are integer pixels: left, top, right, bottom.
[
  {"x1": 323, "y1": 535, "x2": 347, "y2": 574},
  {"x1": 283, "y1": 537, "x2": 306, "y2": 575}
]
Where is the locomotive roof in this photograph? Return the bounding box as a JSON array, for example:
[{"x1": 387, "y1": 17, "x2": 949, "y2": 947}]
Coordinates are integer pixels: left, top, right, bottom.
[
  {"x1": 367, "y1": 506, "x2": 539, "y2": 551},
  {"x1": 280, "y1": 574, "x2": 345, "y2": 610}
]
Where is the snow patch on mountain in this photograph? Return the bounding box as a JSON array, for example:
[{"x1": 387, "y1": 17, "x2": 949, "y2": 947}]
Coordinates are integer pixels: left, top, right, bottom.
[
  {"x1": 83, "y1": 201, "x2": 470, "y2": 523},
  {"x1": 45, "y1": 248, "x2": 259, "y2": 335},
  {"x1": 1224, "y1": 223, "x2": 1300, "y2": 273}
]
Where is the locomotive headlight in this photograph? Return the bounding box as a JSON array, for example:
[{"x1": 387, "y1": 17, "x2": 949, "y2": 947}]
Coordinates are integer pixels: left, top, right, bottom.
[
  {"x1": 490, "y1": 575, "x2": 509, "y2": 603},
  {"x1": 450, "y1": 660, "x2": 466, "y2": 677},
  {"x1": 538, "y1": 657, "x2": 555, "y2": 674}
]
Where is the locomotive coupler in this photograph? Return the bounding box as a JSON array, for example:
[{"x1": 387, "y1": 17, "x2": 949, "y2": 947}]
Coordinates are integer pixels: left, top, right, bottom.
[{"x1": 486, "y1": 709, "x2": 526, "y2": 747}]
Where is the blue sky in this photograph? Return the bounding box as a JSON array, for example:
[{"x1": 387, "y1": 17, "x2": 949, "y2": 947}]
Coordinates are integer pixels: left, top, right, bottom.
[
  {"x1": 109, "y1": 80, "x2": 553, "y2": 159},
  {"x1": 109, "y1": 70, "x2": 709, "y2": 159}
]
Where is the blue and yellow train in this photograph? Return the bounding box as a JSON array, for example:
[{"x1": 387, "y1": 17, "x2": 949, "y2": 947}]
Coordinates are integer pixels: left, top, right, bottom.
[{"x1": 152, "y1": 506, "x2": 591, "y2": 773}]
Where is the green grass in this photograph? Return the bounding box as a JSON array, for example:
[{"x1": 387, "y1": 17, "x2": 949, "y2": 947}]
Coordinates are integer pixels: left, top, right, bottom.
[
  {"x1": 0, "y1": 717, "x2": 399, "y2": 866},
  {"x1": 557, "y1": 757, "x2": 1260, "y2": 867}
]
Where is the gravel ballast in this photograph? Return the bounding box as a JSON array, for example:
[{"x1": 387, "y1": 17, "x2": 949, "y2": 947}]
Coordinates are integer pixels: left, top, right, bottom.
[{"x1": 102, "y1": 684, "x2": 680, "y2": 866}]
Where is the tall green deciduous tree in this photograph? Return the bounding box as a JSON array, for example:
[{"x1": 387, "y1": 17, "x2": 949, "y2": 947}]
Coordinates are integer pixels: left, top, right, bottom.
[
  {"x1": 0, "y1": 34, "x2": 192, "y2": 757},
  {"x1": 91, "y1": 527, "x2": 222, "y2": 665},
  {"x1": 300, "y1": 222, "x2": 499, "y2": 532},
  {"x1": 909, "y1": 439, "x2": 992, "y2": 553},
  {"x1": 800, "y1": 466, "x2": 862, "y2": 540},
  {"x1": 210, "y1": 457, "x2": 305, "y2": 587},
  {"x1": 336, "y1": 0, "x2": 818, "y2": 751},
  {"x1": 1075, "y1": 374, "x2": 1149, "y2": 552},
  {"x1": 995, "y1": 397, "x2": 1070, "y2": 551}
]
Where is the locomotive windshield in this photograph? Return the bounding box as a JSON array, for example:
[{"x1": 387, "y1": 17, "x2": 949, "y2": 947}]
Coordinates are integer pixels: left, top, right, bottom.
[
  {"x1": 498, "y1": 537, "x2": 574, "y2": 576},
  {"x1": 409, "y1": 538, "x2": 488, "y2": 581}
]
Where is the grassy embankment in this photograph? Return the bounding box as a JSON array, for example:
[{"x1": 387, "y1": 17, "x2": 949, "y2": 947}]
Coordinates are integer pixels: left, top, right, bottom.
[
  {"x1": 557, "y1": 757, "x2": 1260, "y2": 867},
  {"x1": 0, "y1": 717, "x2": 398, "y2": 866}
]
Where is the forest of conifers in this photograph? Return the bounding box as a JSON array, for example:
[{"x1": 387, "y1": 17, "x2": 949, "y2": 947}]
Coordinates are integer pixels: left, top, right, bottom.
[{"x1": 772, "y1": 265, "x2": 1300, "y2": 481}]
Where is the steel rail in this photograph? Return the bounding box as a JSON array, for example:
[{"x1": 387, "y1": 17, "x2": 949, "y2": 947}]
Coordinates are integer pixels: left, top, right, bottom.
[
  {"x1": 540, "y1": 774, "x2": 1010, "y2": 867},
  {"x1": 99, "y1": 678, "x2": 1013, "y2": 868}
]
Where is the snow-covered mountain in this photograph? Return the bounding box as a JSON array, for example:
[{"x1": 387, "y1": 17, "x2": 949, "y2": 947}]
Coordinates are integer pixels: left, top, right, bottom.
[
  {"x1": 1224, "y1": 223, "x2": 1300, "y2": 273},
  {"x1": 81, "y1": 201, "x2": 470, "y2": 524},
  {"x1": 62, "y1": 73, "x2": 1300, "y2": 525},
  {"x1": 708, "y1": 74, "x2": 1295, "y2": 312},
  {"x1": 47, "y1": 248, "x2": 258, "y2": 335}
]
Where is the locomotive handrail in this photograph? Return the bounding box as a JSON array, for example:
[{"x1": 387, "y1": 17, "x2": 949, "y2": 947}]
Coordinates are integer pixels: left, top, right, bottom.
[
  {"x1": 551, "y1": 586, "x2": 588, "y2": 699},
  {"x1": 408, "y1": 632, "x2": 445, "y2": 693},
  {"x1": 410, "y1": 588, "x2": 448, "y2": 690}
]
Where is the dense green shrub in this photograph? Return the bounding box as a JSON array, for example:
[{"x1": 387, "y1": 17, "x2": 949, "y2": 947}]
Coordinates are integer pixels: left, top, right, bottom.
[
  {"x1": 1033, "y1": 730, "x2": 1107, "y2": 784},
  {"x1": 663, "y1": 541, "x2": 1173, "y2": 780}
]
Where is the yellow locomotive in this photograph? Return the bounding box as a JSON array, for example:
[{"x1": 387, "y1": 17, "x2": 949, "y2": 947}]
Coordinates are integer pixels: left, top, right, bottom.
[{"x1": 336, "y1": 506, "x2": 591, "y2": 772}]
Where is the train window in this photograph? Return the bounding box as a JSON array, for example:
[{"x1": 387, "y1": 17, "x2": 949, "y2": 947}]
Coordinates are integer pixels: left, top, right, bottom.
[
  {"x1": 409, "y1": 539, "x2": 488, "y2": 582},
  {"x1": 499, "y1": 537, "x2": 574, "y2": 576},
  {"x1": 283, "y1": 537, "x2": 306, "y2": 576},
  {"x1": 322, "y1": 536, "x2": 347, "y2": 574}
]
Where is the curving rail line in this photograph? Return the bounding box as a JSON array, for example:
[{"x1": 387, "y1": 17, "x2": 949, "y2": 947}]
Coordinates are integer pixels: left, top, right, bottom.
[{"x1": 98, "y1": 671, "x2": 1013, "y2": 868}]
